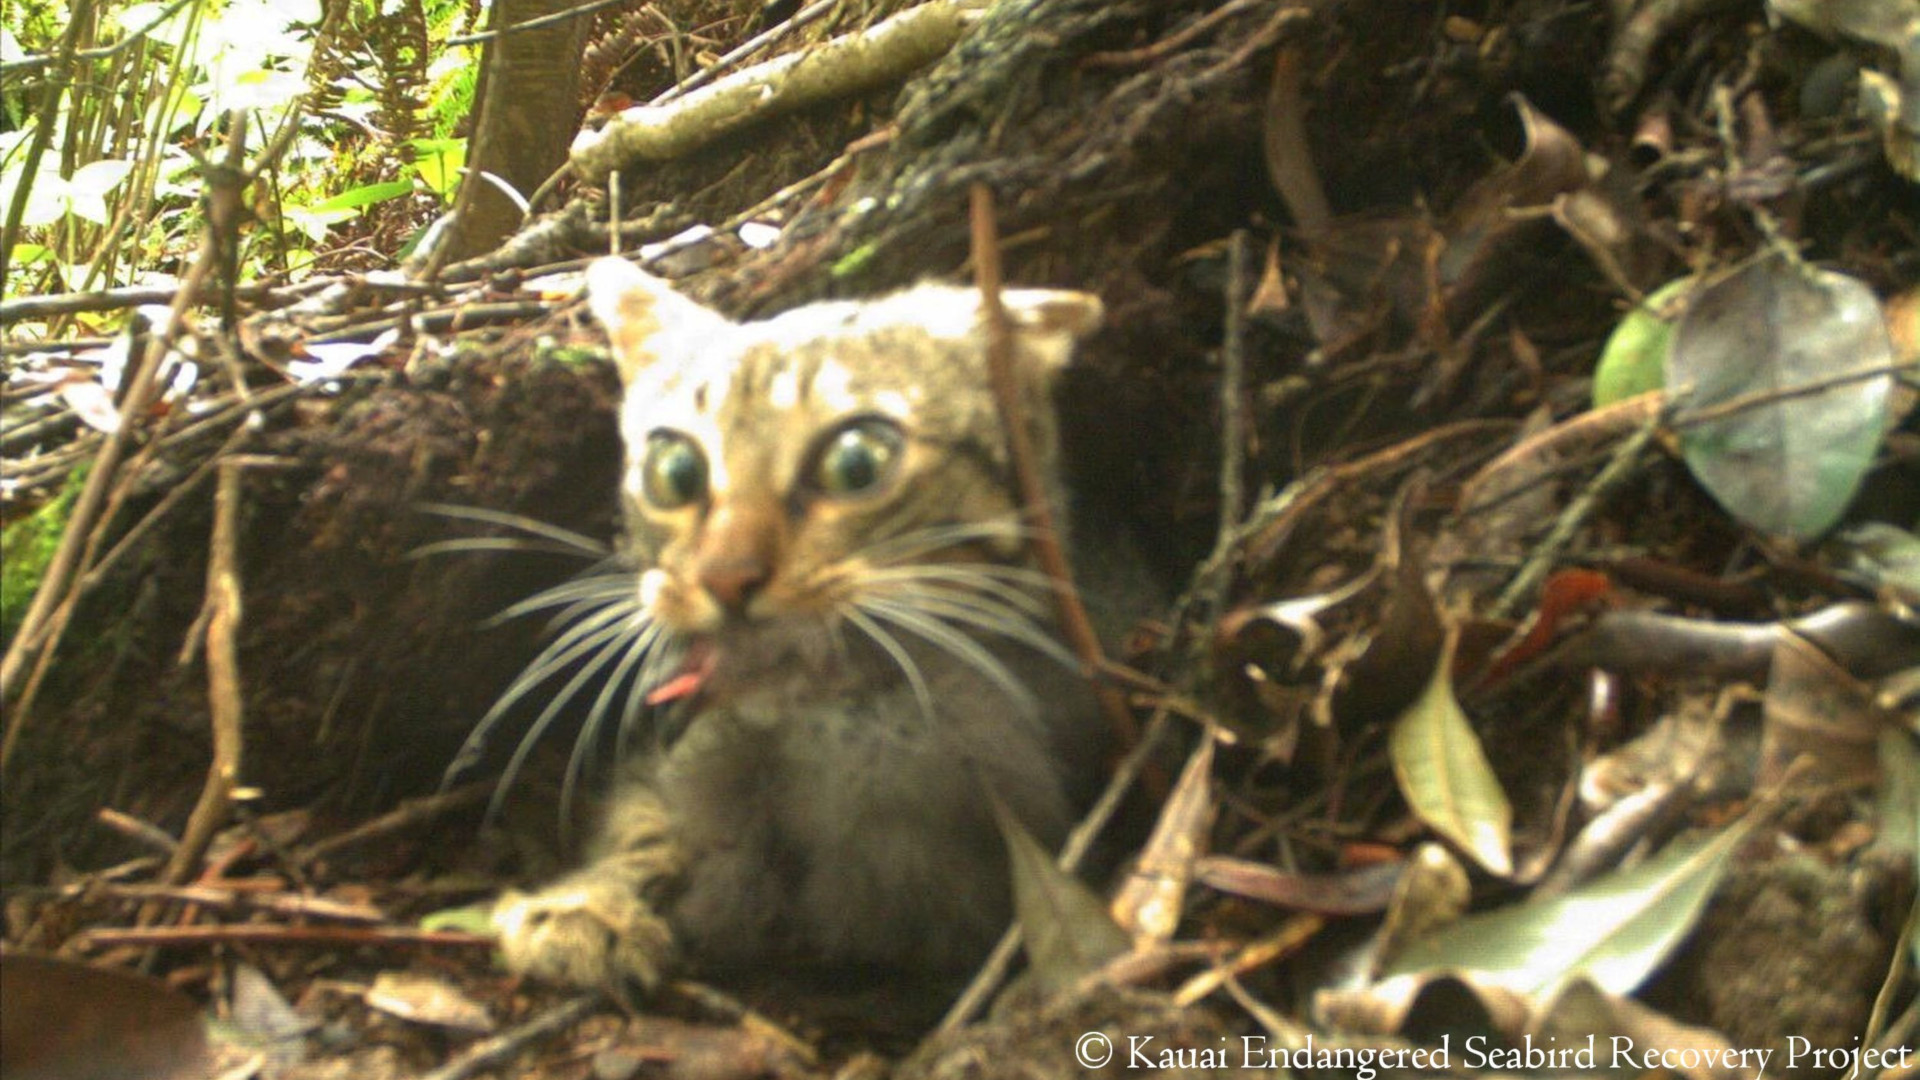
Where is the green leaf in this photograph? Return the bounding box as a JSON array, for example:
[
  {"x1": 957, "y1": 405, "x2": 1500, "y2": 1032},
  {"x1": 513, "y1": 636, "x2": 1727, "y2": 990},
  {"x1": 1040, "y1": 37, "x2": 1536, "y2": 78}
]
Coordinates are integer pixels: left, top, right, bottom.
[
  {"x1": 70, "y1": 158, "x2": 136, "y2": 198},
  {"x1": 0, "y1": 167, "x2": 69, "y2": 228},
  {"x1": 114, "y1": 1, "x2": 192, "y2": 48},
  {"x1": 1, "y1": 467, "x2": 87, "y2": 641},
  {"x1": 8, "y1": 243, "x2": 52, "y2": 271},
  {"x1": 1382, "y1": 819, "x2": 1753, "y2": 996},
  {"x1": 223, "y1": 69, "x2": 308, "y2": 114},
  {"x1": 284, "y1": 205, "x2": 352, "y2": 244},
  {"x1": 993, "y1": 793, "x2": 1128, "y2": 994},
  {"x1": 310, "y1": 180, "x2": 415, "y2": 213},
  {"x1": 66, "y1": 159, "x2": 136, "y2": 223},
  {"x1": 1388, "y1": 633, "x2": 1513, "y2": 876},
  {"x1": 282, "y1": 248, "x2": 319, "y2": 279},
  {"x1": 1668, "y1": 253, "x2": 1895, "y2": 540},
  {"x1": 1592, "y1": 277, "x2": 1692, "y2": 407},
  {"x1": 1878, "y1": 729, "x2": 1918, "y2": 862},
  {"x1": 421, "y1": 902, "x2": 495, "y2": 936},
  {"x1": 408, "y1": 138, "x2": 465, "y2": 199}
]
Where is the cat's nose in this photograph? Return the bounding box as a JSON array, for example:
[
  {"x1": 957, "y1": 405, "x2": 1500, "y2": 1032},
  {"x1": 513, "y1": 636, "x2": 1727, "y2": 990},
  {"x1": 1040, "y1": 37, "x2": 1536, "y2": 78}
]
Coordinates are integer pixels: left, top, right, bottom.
[
  {"x1": 692, "y1": 500, "x2": 780, "y2": 613},
  {"x1": 699, "y1": 557, "x2": 770, "y2": 610}
]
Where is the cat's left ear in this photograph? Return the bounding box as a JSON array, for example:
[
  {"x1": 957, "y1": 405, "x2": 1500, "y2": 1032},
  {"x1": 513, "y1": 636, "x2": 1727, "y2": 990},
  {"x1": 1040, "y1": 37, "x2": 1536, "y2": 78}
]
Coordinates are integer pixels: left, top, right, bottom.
[
  {"x1": 585, "y1": 257, "x2": 729, "y2": 383},
  {"x1": 994, "y1": 289, "x2": 1104, "y2": 373}
]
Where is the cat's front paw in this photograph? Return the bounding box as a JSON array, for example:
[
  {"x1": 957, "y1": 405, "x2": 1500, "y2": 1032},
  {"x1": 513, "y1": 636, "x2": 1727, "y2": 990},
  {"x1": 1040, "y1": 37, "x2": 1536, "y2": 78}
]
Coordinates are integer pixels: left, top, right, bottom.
[{"x1": 492, "y1": 876, "x2": 677, "y2": 993}]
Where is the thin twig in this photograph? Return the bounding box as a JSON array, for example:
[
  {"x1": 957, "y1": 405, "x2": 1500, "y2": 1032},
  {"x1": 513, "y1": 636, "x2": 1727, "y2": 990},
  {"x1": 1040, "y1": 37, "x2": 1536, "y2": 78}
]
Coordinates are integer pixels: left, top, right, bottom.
[
  {"x1": 1240, "y1": 419, "x2": 1517, "y2": 570},
  {"x1": 1219, "y1": 230, "x2": 1251, "y2": 542},
  {"x1": 0, "y1": 0, "x2": 196, "y2": 74},
  {"x1": 1080, "y1": 0, "x2": 1265, "y2": 69},
  {"x1": 294, "y1": 782, "x2": 492, "y2": 864},
  {"x1": 80, "y1": 418, "x2": 264, "y2": 593},
  {"x1": 652, "y1": 0, "x2": 840, "y2": 105},
  {"x1": 1199, "y1": 2, "x2": 1312, "y2": 83},
  {"x1": 74, "y1": 924, "x2": 496, "y2": 951},
  {"x1": 90, "y1": 883, "x2": 388, "y2": 923},
  {"x1": 1669, "y1": 359, "x2": 1910, "y2": 431},
  {"x1": 446, "y1": 0, "x2": 630, "y2": 46},
  {"x1": 95, "y1": 808, "x2": 181, "y2": 855},
  {"x1": 1489, "y1": 414, "x2": 1659, "y2": 620},
  {"x1": 416, "y1": 995, "x2": 603, "y2": 1080},
  {"x1": 1196, "y1": 229, "x2": 1252, "y2": 618},
  {"x1": 160, "y1": 459, "x2": 251, "y2": 887},
  {"x1": 965, "y1": 183, "x2": 1137, "y2": 751},
  {"x1": 1458, "y1": 392, "x2": 1663, "y2": 518},
  {"x1": 0, "y1": 114, "x2": 248, "y2": 766}
]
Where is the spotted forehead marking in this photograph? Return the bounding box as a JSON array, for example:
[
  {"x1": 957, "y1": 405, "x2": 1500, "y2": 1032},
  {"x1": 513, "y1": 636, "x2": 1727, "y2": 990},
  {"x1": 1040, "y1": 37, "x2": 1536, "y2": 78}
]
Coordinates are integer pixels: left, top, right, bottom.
[
  {"x1": 767, "y1": 368, "x2": 802, "y2": 411},
  {"x1": 809, "y1": 361, "x2": 861, "y2": 415}
]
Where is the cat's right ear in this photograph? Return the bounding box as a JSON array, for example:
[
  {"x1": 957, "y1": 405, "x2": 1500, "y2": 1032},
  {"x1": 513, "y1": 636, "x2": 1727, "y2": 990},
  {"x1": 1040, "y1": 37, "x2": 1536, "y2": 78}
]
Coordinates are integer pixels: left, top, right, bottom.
[{"x1": 585, "y1": 257, "x2": 728, "y2": 383}]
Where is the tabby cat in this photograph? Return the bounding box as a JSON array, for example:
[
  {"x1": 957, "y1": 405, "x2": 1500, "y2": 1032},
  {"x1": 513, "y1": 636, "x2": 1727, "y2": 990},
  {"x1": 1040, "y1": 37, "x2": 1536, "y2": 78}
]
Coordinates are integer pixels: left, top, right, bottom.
[{"x1": 484, "y1": 257, "x2": 1112, "y2": 991}]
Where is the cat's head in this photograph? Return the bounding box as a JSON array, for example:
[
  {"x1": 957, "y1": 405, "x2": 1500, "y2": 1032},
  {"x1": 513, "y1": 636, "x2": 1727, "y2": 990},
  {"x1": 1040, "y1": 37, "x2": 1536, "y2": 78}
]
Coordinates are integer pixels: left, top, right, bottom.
[{"x1": 584, "y1": 257, "x2": 1102, "y2": 678}]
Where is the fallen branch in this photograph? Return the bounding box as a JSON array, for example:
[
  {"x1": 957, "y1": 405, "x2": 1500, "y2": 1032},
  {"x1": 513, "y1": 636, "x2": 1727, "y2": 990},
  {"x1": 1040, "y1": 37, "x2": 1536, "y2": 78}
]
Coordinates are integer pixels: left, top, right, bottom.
[
  {"x1": 570, "y1": 0, "x2": 980, "y2": 180},
  {"x1": 0, "y1": 281, "x2": 304, "y2": 322}
]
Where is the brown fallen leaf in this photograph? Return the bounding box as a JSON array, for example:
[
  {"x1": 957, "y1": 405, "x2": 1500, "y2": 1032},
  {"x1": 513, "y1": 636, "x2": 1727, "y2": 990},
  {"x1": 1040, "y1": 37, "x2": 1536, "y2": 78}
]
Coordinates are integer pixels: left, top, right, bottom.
[
  {"x1": 0, "y1": 952, "x2": 210, "y2": 1080},
  {"x1": 1110, "y1": 735, "x2": 1216, "y2": 946},
  {"x1": 365, "y1": 970, "x2": 494, "y2": 1034}
]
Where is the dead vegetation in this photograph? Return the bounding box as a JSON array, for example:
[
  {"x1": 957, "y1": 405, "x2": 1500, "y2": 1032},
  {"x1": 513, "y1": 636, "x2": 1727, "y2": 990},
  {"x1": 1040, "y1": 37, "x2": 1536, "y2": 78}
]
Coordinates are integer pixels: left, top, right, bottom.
[{"x1": 2, "y1": 0, "x2": 1917, "y2": 1077}]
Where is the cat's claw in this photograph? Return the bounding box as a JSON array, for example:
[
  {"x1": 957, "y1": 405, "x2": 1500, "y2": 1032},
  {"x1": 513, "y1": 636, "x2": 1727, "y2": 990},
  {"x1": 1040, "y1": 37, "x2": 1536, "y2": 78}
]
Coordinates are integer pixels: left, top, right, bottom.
[{"x1": 492, "y1": 879, "x2": 677, "y2": 994}]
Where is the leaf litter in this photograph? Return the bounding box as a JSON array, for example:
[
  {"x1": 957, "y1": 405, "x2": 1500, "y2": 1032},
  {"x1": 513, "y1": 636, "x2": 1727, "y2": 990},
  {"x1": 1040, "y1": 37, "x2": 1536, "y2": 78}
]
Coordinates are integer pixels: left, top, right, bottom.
[{"x1": 3, "y1": 0, "x2": 1918, "y2": 1076}]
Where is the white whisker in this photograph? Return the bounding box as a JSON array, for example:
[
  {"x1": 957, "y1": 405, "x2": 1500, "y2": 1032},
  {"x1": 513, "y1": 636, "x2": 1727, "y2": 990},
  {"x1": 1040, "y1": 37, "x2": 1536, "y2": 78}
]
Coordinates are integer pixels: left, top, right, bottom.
[
  {"x1": 873, "y1": 583, "x2": 1075, "y2": 667},
  {"x1": 857, "y1": 596, "x2": 1038, "y2": 715},
  {"x1": 562, "y1": 619, "x2": 666, "y2": 834},
  {"x1": 490, "y1": 613, "x2": 649, "y2": 820},
  {"x1": 503, "y1": 601, "x2": 641, "y2": 702},
  {"x1": 442, "y1": 597, "x2": 638, "y2": 788},
  {"x1": 411, "y1": 536, "x2": 606, "y2": 560},
  {"x1": 416, "y1": 502, "x2": 611, "y2": 556},
  {"x1": 489, "y1": 569, "x2": 635, "y2": 624},
  {"x1": 844, "y1": 607, "x2": 935, "y2": 725},
  {"x1": 862, "y1": 563, "x2": 1054, "y2": 615},
  {"x1": 622, "y1": 633, "x2": 685, "y2": 759},
  {"x1": 859, "y1": 518, "x2": 1034, "y2": 567}
]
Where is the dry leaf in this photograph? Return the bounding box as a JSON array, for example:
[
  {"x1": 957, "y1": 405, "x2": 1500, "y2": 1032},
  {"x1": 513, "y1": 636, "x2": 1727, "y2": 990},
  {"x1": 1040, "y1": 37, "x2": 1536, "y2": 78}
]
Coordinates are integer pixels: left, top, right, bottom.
[{"x1": 0, "y1": 953, "x2": 209, "y2": 1080}]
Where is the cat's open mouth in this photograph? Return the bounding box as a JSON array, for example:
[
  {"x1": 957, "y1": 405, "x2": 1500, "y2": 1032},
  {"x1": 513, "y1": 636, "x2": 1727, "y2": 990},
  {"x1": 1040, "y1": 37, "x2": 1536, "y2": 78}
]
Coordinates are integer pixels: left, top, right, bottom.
[
  {"x1": 642, "y1": 616, "x2": 852, "y2": 707},
  {"x1": 645, "y1": 639, "x2": 715, "y2": 706}
]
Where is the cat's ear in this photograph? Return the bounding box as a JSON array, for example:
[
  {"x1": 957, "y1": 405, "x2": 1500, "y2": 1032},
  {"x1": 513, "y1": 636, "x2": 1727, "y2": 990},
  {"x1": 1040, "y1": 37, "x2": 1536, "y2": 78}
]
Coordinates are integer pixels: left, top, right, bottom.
[
  {"x1": 585, "y1": 257, "x2": 729, "y2": 383},
  {"x1": 993, "y1": 289, "x2": 1103, "y2": 374}
]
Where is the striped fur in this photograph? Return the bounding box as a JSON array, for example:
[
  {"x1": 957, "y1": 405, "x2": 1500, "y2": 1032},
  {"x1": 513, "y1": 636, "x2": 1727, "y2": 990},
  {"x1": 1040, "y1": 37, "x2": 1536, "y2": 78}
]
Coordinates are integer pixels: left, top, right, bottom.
[{"x1": 485, "y1": 259, "x2": 1108, "y2": 989}]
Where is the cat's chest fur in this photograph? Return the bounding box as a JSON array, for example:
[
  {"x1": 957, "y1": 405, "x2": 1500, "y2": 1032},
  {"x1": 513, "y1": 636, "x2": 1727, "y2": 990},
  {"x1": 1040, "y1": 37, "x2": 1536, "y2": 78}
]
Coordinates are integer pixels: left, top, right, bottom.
[
  {"x1": 651, "y1": 636, "x2": 1093, "y2": 972},
  {"x1": 487, "y1": 260, "x2": 1113, "y2": 988}
]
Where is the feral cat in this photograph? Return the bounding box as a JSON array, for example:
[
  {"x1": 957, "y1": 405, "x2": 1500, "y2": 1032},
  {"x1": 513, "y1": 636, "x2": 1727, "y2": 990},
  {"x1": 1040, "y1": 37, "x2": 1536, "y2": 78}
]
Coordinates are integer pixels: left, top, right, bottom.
[{"x1": 488, "y1": 257, "x2": 1113, "y2": 991}]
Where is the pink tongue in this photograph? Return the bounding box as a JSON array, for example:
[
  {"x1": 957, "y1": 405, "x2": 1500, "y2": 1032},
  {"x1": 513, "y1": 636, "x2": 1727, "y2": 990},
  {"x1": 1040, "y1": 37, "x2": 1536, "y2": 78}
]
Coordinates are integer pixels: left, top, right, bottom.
[{"x1": 646, "y1": 643, "x2": 715, "y2": 705}]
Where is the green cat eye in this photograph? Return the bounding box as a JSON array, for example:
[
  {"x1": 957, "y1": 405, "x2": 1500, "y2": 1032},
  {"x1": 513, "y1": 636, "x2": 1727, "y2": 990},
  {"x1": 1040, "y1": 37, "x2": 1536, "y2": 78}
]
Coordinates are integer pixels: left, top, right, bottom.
[
  {"x1": 640, "y1": 431, "x2": 708, "y2": 509},
  {"x1": 812, "y1": 419, "x2": 903, "y2": 497}
]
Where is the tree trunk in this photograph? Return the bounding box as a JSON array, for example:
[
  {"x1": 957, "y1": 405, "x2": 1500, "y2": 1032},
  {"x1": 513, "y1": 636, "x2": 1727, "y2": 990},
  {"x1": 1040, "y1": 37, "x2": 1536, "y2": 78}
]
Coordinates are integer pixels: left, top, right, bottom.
[{"x1": 440, "y1": 0, "x2": 590, "y2": 262}]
